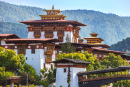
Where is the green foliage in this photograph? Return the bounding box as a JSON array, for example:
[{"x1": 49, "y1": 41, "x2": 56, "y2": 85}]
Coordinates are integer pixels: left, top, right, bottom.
[
  {"x1": 0, "y1": 67, "x2": 15, "y2": 85},
  {"x1": 113, "y1": 80, "x2": 130, "y2": 87},
  {"x1": 110, "y1": 37, "x2": 130, "y2": 55},
  {"x1": 1, "y1": 1, "x2": 130, "y2": 45},
  {"x1": 101, "y1": 53, "x2": 129, "y2": 68},
  {"x1": 56, "y1": 52, "x2": 130, "y2": 86},
  {"x1": 0, "y1": 47, "x2": 25, "y2": 73},
  {"x1": 0, "y1": 47, "x2": 39, "y2": 85},
  {"x1": 61, "y1": 34, "x2": 76, "y2": 53},
  {"x1": 56, "y1": 52, "x2": 101, "y2": 71},
  {"x1": 40, "y1": 67, "x2": 56, "y2": 87},
  {"x1": 0, "y1": 1, "x2": 44, "y2": 22},
  {"x1": 19, "y1": 63, "x2": 41, "y2": 85}
]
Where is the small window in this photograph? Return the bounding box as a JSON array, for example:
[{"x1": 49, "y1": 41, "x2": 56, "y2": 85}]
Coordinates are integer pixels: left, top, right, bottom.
[
  {"x1": 44, "y1": 63, "x2": 46, "y2": 68},
  {"x1": 64, "y1": 68, "x2": 66, "y2": 73},
  {"x1": 34, "y1": 29, "x2": 41, "y2": 35},
  {"x1": 18, "y1": 45, "x2": 26, "y2": 55},
  {"x1": 31, "y1": 46, "x2": 35, "y2": 53},
  {"x1": 10, "y1": 46, "x2": 15, "y2": 49},
  {"x1": 26, "y1": 57, "x2": 27, "y2": 60}
]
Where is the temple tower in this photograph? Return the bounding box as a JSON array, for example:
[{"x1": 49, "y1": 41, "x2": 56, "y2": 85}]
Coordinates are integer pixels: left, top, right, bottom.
[
  {"x1": 84, "y1": 32, "x2": 104, "y2": 44},
  {"x1": 21, "y1": 6, "x2": 86, "y2": 43}
]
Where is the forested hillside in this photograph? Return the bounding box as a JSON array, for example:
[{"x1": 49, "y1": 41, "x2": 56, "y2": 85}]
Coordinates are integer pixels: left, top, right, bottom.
[
  {"x1": 0, "y1": 1, "x2": 130, "y2": 45},
  {"x1": 109, "y1": 37, "x2": 130, "y2": 55},
  {"x1": 0, "y1": 22, "x2": 27, "y2": 38}
]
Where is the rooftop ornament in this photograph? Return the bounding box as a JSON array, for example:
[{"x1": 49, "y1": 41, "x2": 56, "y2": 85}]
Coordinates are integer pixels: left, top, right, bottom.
[{"x1": 52, "y1": 5, "x2": 54, "y2": 10}]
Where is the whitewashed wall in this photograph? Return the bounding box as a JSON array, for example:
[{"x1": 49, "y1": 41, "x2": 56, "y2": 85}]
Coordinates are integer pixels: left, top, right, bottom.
[
  {"x1": 55, "y1": 65, "x2": 86, "y2": 87},
  {"x1": 53, "y1": 31, "x2": 58, "y2": 39},
  {"x1": 28, "y1": 32, "x2": 34, "y2": 38},
  {"x1": 64, "y1": 31, "x2": 73, "y2": 43},
  {"x1": 40, "y1": 32, "x2": 45, "y2": 38}
]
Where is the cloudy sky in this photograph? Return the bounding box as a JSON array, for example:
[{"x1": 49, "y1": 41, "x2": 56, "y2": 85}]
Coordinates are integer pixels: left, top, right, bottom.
[{"x1": 0, "y1": 0, "x2": 130, "y2": 16}]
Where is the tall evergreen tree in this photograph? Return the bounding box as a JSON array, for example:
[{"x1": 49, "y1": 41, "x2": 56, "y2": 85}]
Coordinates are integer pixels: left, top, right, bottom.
[{"x1": 61, "y1": 34, "x2": 76, "y2": 53}]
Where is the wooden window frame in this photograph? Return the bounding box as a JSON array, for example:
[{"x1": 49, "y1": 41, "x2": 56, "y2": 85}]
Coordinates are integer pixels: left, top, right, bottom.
[
  {"x1": 10, "y1": 45, "x2": 15, "y2": 49},
  {"x1": 18, "y1": 45, "x2": 26, "y2": 55},
  {"x1": 64, "y1": 68, "x2": 66, "y2": 73},
  {"x1": 31, "y1": 45, "x2": 35, "y2": 53},
  {"x1": 57, "y1": 29, "x2": 64, "y2": 35},
  {"x1": 34, "y1": 29, "x2": 41, "y2": 35},
  {"x1": 45, "y1": 30, "x2": 53, "y2": 35},
  {"x1": 58, "y1": 36, "x2": 63, "y2": 42}
]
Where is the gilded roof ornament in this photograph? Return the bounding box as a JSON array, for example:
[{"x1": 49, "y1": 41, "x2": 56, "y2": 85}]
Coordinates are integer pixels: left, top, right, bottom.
[{"x1": 52, "y1": 5, "x2": 54, "y2": 10}]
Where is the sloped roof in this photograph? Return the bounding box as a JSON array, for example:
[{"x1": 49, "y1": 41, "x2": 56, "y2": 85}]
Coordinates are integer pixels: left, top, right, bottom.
[
  {"x1": 5, "y1": 38, "x2": 60, "y2": 44},
  {"x1": 92, "y1": 47, "x2": 125, "y2": 54},
  {"x1": 0, "y1": 34, "x2": 20, "y2": 39},
  {"x1": 20, "y1": 20, "x2": 86, "y2": 26},
  {"x1": 77, "y1": 66, "x2": 130, "y2": 75},
  {"x1": 53, "y1": 58, "x2": 90, "y2": 64}
]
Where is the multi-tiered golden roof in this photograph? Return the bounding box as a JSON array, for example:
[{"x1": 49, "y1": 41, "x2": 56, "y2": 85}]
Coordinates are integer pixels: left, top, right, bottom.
[{"x1": 39, "y1": 5, "x2": 66, "y2": 20}]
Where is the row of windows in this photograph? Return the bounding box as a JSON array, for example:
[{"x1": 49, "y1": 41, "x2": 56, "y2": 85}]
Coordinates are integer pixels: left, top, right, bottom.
[
  {"x1": 33, "y1": 29, "x2": 65, "y2": 36},
  {"x1": 10, "y1": 45, "x2": 35, "y2": 54},
  {"x1": 16, "y1": 46, "x2": 54, "y2": 54}
]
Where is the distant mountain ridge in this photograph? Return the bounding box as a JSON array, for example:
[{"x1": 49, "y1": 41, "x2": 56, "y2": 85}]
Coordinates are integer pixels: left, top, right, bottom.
[
  {"x1": 0, "y1": 1, "x2": 130, "y2": 45},
  {"x1": 0, "y1": 22, "x2": 27, "y2": 38},
  {"x1": 109, "y1": 37, "x2": 130, "y2": 55}
]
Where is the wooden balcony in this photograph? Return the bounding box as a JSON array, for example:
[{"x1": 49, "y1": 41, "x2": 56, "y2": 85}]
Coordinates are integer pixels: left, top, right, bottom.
[
  {"x1": 18, "y1": 51, "x2": 26, "y2": 55},
  {"x1": 34, "y1": 34, "x2": 41, "y2": 38},
  {"x1": 46, "y1": 58, "x2": 52, "y2": 63},
  {"x1": 57, "y1": 32, "x2": 64, "y2": 36},
  {"x1": 44, "y1": 50, "x2": 53, "y2": 55}
]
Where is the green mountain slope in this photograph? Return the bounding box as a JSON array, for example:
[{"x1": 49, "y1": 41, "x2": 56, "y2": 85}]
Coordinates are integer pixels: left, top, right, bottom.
[
  {"x1": 0, "y1": 1, "x2": 130, "y2": 45},
  {"x1": 109, "y1": 37, "x2": 130, "y2": 55},
  {"x1": 0, "y1": 22, "x2": 27, "y2": 38}
]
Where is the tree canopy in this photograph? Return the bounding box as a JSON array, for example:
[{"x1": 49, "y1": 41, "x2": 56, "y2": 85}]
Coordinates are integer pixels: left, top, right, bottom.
[
  {"x1": 109, "y1": 37, "x2": 130, "y2": 55},
  {"x1": 61, "y1": 34, "x2": 76, "y2": 53},
  {"x1": 0, "y1": 47, "x2": 25, "y2": 73},
  {"x1": 0, "y1": 47, "x2": 40, "y2": 85},
  {"x1": 56, "y1": 52, "x2": 130, "y2": 87}
]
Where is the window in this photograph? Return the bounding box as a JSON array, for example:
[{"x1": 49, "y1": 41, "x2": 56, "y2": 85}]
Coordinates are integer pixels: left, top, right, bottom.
[
  {"x1": 44, "y1": 63, "x2": 46, "y2": 68},
  {"x1": 46, "y1": 46, "x2": 53, "y2": 54},
  {"x1": 64, "y1": 68, "x2": 66, "y2": 73},
  {"x1": 58, "y1": 36, "x2": 63, "y2": 42},
  {"x1": 18, "y1": 45, "x2": 26, "y2": 55},
  {"x1": 10, "y1": 46, "x2": 15, "y2": 49},
  {"x1": 31, "y1": 46, "x2": 35, "y2": 53},
  {"x1": 45, "y1": 30, "x2": 53, "y2": 35},
  {"x1": 46, "y1": 55, "x2": 52, "y2": 63},
  {"x1": 57, "y1": 29, "x2": 64, "y2": 35},
  {"x1": 34, "y1": 29, "x2": 41, "y2": 35}
]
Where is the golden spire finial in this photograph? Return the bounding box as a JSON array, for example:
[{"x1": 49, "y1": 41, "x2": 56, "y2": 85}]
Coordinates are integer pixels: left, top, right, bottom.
[{"x1": 52, "y1": 5, "x2": 54, "y2": 10}]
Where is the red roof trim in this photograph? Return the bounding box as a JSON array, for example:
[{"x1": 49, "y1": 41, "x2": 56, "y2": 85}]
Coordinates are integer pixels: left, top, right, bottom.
[
  {"x1": 0, "y1": 34, "x2": 20, "y2": 38},
  {"x1": 20, "y1": 20, "x2": 86, "y2": 26},
  {"x1": 92, "y1": 47, "x2": 125, "y2": 54},
  {"x1": 5, "y1": 38, "x2": 59, "y2": 41}
]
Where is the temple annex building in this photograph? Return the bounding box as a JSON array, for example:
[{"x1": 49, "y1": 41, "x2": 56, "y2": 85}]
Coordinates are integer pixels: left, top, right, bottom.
[{"x1": 0, "y1": 6, "x2": 130, "y2": 74}]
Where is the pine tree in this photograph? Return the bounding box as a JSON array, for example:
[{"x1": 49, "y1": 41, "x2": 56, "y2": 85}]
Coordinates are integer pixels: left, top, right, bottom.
[{"x1": 61, "y1": 34, "x2": 76, "y2": 53}]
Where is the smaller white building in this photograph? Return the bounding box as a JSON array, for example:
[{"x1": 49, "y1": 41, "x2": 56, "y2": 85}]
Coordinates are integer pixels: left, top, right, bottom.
[{"x1": 53, "y1": 58, "x2": 90, "y2": 87}]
